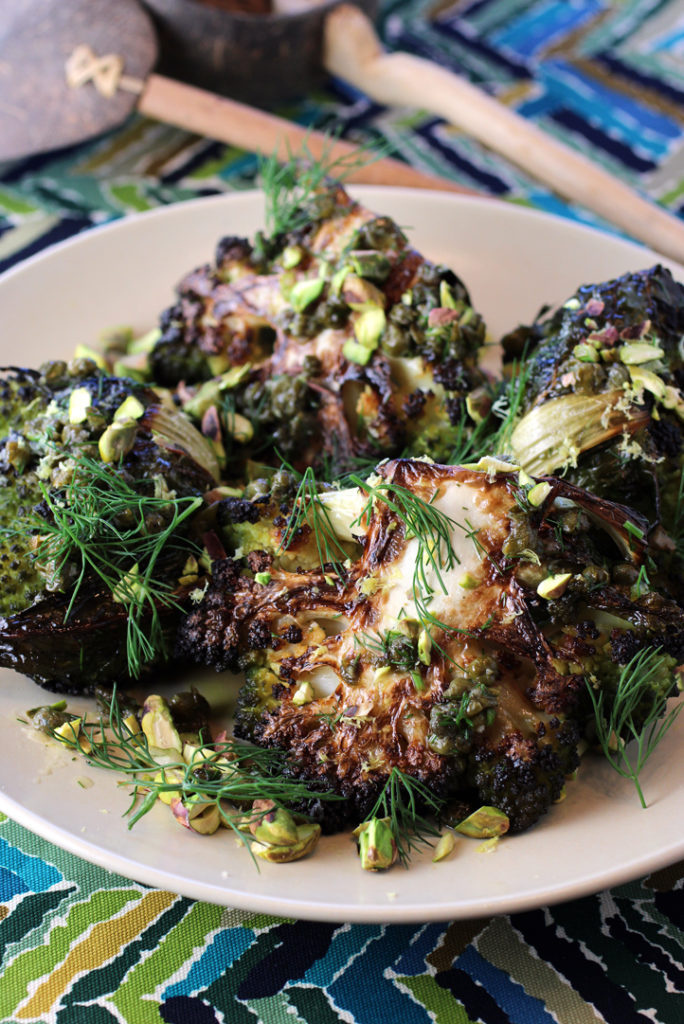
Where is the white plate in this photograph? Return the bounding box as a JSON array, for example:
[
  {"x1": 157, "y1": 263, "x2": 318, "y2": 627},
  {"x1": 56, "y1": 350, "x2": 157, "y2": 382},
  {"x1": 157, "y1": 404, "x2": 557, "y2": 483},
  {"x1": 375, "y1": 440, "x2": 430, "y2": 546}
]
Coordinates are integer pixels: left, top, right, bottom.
[{"x1": 1, "y1": 188, "x2": 683, "y2": 924}]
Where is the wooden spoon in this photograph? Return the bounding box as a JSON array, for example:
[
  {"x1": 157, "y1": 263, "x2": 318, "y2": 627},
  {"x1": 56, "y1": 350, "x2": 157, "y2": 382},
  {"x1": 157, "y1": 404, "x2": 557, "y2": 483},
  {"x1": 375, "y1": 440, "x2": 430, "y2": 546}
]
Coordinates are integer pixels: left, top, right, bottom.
[
  {"x1": 0, "y1": 0, "x2": 471, "y2": 194},
  {"x1": 323, "y1": 5, "x2": 684, "y2": 265}
]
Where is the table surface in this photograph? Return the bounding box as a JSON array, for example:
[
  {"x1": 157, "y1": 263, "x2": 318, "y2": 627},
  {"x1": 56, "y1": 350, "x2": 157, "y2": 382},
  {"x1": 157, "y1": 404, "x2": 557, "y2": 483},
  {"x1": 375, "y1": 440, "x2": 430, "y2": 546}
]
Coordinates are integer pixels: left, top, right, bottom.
[{"x1": 2, "y1": 1, "x2": 684, "y2": 1021}]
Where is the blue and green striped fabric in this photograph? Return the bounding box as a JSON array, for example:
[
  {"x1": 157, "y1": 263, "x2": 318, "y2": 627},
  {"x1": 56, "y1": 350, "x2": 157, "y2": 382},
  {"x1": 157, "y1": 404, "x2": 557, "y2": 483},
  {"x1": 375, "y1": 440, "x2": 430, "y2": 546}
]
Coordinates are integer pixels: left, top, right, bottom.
[{"x1": 2, "y1": 1, "x2": 684, "y2": 1020}]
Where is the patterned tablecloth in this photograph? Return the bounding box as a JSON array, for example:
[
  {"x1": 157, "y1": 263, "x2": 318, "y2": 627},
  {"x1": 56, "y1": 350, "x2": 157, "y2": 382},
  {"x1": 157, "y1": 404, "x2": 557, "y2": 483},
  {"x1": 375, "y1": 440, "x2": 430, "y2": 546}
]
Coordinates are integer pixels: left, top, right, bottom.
[{"x1": 2, "y1": 1, "x2": 684, "y2": 1021}]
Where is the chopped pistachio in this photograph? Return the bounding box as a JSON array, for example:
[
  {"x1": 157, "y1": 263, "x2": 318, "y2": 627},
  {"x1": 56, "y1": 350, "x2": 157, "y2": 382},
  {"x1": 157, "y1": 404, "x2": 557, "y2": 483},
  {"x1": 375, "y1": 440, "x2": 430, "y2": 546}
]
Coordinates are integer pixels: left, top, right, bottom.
[
  {"x1": 343, "y1": 340, "x2": 374, "y2": 366},
  {"x1": 254, "y1": 571, "x2": 271, "y2": 586},
  {"x1": 141, "y1": 695, "x2": 183, "y2": 753},
  {"x1": 68, "y1": 387, "x2": 92, "y2": 424},
  {"x1": 114, "y1": 394, "x2": 145, "y2": 422},
  {"x1": 99, "y1": 418, "x2": 138, "y2": 462},
  {"x1": 527, "y1": 482, "x2": 552, "y2": 507},
  {"x1": 154, "y1": 767, "x2": 185, "y2": 805},
  {"x1": 281, "y1": 245, "x2": 303, "y2": 269},
  {"x1": 432, "y1": 831, "x2": 457, "y2": 862},
  {"x1": 627, "y1": 366, "x2": 666, "y2": 401},
  {"x1": 619, "y1": 342, "x2": 665, "y2": 364},
  {"x1": 290, "y1": 277, "x2": 325, "y2": 312},
  {"x1": 341, "y1": 274, "x2": 385, "y2": 310},
  {"x1": 458, "y1": 571, "x2": 480, "y2": 590},
  {"x1": 354, "y1": 307, "x2": 386, "y2": 350},
  {"x1": 54, "y1": 716, "x2": 92, "y2": 755},
  {"x1": 223, "y1": 411, "x2": 254, "y2": 444},
  {"x1": 331, "y1": 264, "x2": 351, "y2": 296},
  {"x1": 253, "y1": 805, "x2": 300, "y2": 846},
  {"x1": 462, "y1": 456, "x2": 520, "y2": 477},
  {"x1": 73, "y1": 344, "x2": 107, "y2": 370},
  {"x1": 128, "y1": 327, "x2": 161, "y2": 355},
  {"x1": 453, "y1": 806, "x2": 509, "y2": 838},
  {"x1": 417, "y1": 628, "x2": 432, "y2": 666},
  {"x1": 439, "y1": 279, "x2": 458, "y2": 309},
  {"x1": 253, "y1": 822, "x2": 321, "y2": 862},
  {"x1": 292, "y1": 681, "x2": 315, "y2": 706},
  {"x1": 537, "y1": 572, "x2": 573, "y2": 600},
  {"x1": 358, "y1": 817, "x2": 398, "y2": 871},
  {"x1": 111, "y1": 562, "x2": 143, "y2": 604},
  {"x1": 573, "y1": 342, "x2": 600, "y2": 363}
]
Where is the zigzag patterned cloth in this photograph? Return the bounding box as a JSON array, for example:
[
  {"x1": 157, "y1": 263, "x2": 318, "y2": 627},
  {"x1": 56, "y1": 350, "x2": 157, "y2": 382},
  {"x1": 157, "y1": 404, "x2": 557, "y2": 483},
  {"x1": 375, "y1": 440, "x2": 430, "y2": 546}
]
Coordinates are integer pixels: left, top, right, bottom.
[{"x1": 2, "y1": 1, "x2": 684, "y2": 1021}]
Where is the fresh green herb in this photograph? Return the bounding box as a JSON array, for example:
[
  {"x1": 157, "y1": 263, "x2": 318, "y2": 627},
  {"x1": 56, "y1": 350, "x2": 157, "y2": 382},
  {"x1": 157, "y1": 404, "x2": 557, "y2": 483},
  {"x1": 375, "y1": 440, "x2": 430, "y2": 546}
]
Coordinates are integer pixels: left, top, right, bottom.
[
  {"x1": 279, "y1": 464, "x2": 349, "y2": 575},
  {"x1": 260, "y1": 139, "x2": 379, "y2": 238},
  {"x1": 586, "y1": 647, "x2": 682, "y2": 808},
  {"x1": 364, "y1": 767, "x2": 444, "y2": 866},
  {"x1": 29, "y1": 454, "x2": 202, "y2": 677},
  {"x1": 492, "y1": 356, "x2": 533, "y2": 456},
  {"x1": 50, "y1": 689, "x2": 341, "y2": 860}
]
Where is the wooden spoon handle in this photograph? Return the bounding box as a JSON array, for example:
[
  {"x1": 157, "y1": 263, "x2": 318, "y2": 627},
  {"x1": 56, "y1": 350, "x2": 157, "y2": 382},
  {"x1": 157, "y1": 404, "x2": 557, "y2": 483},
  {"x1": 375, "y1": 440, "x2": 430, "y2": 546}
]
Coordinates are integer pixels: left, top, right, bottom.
[
  {"x1": 323, "y1": 5, "x2": 684, "y2": 265},
  {"x1": 138, "y1": 74, "x2": 478, "y2": 195}
]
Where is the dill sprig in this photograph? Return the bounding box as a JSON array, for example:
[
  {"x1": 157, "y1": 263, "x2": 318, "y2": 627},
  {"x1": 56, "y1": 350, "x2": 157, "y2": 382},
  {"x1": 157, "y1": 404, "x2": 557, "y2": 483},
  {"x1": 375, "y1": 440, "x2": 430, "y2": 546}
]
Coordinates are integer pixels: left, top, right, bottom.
[
  {"x1": 52, "y1": 691, "x2": 341, "y2": 858},
  {"x1": 491, "y1": 356, "x2": 533, "y2": 456},
  {"x1": 586, "y1": 647, "x2": 682, "y2": 808},
  {"x1": 365, "y1": 767, "x2": 444, "y2": 866},
  {"x1": 349, "y1": 475, "x2": 469, "y2": 661},
  {"x1": 260, "y1": 138, "x2": 380, "y2": 238},
  {"x1": 32, "y1": 454, "x2": 202, "y2": 677},
  {"x1": 279, "y1": 464, "x2": 349, "y2": 575}
]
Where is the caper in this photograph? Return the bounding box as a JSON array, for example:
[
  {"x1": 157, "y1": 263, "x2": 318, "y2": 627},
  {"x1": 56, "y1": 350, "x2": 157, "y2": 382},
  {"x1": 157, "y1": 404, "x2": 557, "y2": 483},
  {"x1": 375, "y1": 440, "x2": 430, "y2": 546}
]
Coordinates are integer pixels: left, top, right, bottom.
[
  {"x1": 169, "y1": 688, "x2": 211, "y2": 731},
  {"x1": 30, "y1": 706, "x2": 75, "y2": 733},
  {"x1": 191, "y1": 762, "x2": 223, "y2": 784},
  {"x1": 380, "y1": 323, "x2": 411, "y2": 357}
]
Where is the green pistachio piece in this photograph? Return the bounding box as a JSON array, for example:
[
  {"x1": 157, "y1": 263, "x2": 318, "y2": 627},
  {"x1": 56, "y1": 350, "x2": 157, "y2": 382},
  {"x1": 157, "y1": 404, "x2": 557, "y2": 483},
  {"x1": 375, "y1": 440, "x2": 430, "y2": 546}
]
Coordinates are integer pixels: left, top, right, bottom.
[
  {"x1": 254, "y1": 571, "x2": 271, "y2": 586},
  {"x1": 627, "y1": 366, "x2": 666, "y2": 401},
  {"x1": 461, "y1": 456, "x2": 520, "y2": 477},
  {"x1": 154, "y1": 767, "x2": 185, "y2": 805},
  {"x1": 417, "y1": 628, "x2": 432, "y2": 666},
  {"x1": 292, "y1": 681, "x2": 315, "y2": 706},
  {"x1": 73, "y1": 344, "x2": 107, "y2": 371},
  {"x1": 527, "y1": 482, "x2": 552, "y2": 507},
  {"x1": 141, "y1": 695, "x2": 183, "y2": 753},
  {"x1": 439, "y1": 280, "x2": 459, "y2": 309},
  {"x1": 453, "y1": 806, "x2": 510, "y2": 838},
  {"x1": 573, "y1": 343, "x2": 599, "y2": 363},
  {"x1": 432, "y1": 831, "x2": 457, "y2": 862},
  {"x1": 331, "y1": 264, "x2": 351, "y2": 296},
  {"x1": 98, "y1": 418, "x2": 138, "y2": 462},
  {"x1": 458, "y1": 572, "x2": 480, "y2": 590},
  {"x1": 253, "y1": 806, "x2": 300, "y2": 847},
  {"x1": 54, "y1": 716, "x2": 92, "y2": 754},
  {"x1": 536, "y1": 572, "x2": 573, "y2": 599},
  {"x1": 343, "y1": 339, "x2": 374, "y2": 366},
  {"x1": 223, "y1": 411, "x2": 254, "y2": 443},
  {"x1": 358, "y1": 817, "x2": 398, "y2": 871},
  {"x1": 114, "y1": 394, "x2": 146, "y2": 422},
  {"x1": 128, "y1": 327, "x2": 161, "y2": 355},
  {"x1": 354, "y1": 307, "x2": 386, "y2": 350},
  {"x1": 619, "y1": 342, "x2": 665, "y2": 364},
  {"x1": 290, "y1": 277, "x2": 325, "y2": 312},
  {"x1": 281, "y1": 245, "x2": 303, "y2": 269},
  {"x1": 253, "y1": 822, "x2": 321, "y2": 862},
  {"x1": 341, "y1": 274, "x2": 385, "y2": 310},
  {"x1": 68, "y1": 387, "x2": 92, "y2": 424},
  {"x1": 112, "y1": 353, "x2": 150, "y2": 382}
]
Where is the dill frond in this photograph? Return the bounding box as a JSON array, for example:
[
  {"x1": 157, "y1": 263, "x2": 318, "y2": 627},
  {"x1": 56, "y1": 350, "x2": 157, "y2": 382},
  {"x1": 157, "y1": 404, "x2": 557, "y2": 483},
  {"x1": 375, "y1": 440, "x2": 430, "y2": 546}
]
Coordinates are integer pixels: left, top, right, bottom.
[
  {"x1": 30, "y1": 454, "x2": 203, "y2": 677},
  {"x1": 586, "y1": 647, "x2": 682, "y2": 808},
  {"x1": 365, "y1": 767, "x2": 444, "y2": 866}
]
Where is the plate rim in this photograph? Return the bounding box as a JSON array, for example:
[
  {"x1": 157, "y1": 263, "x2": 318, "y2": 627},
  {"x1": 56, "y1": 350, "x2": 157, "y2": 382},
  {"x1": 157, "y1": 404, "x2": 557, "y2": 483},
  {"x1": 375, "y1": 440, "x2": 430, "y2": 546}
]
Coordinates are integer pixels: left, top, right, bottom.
[{"x1": 1, "y1": 186, "x2": 683, "y2": 923}]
